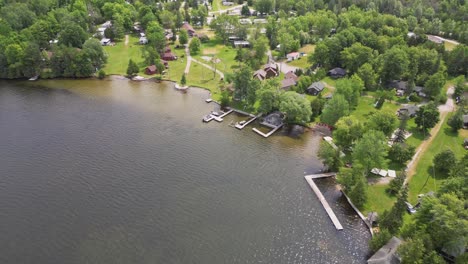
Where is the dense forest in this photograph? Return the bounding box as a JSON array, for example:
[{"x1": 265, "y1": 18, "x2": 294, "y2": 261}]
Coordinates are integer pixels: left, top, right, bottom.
[{"x1": 0, "y1": 0, "x2": 466, "y2": 79}]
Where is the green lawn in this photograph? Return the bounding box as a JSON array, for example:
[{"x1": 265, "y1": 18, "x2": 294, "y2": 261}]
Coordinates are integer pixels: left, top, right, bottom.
[
  {"x1": 407, "y1": 118, "x2": 467, "y2": 203},
  {"x1": 288, "y1": 57, "x2": 310, "y2": 69},
  {"x1": 186, "y1": 62, "x2": 223, "y2": 99},
  {"x1": 194, "y1": 38, "x2": 239, "y2": 74},
  {"x1": 444, "y1": 41, "x2": 458, "y2": 51},
  {"x1": 102, "y1": 35, "x2": 144, "y2": 75},
  {"x1": 364, "y1": 184, "x2": 396, "y2": 215},
  {"x1": 350, "y1": 96, "x2": 400, "y2": 123},
  {"x1": 164, "y1": 44, "x2": 187, "y2": 81}
]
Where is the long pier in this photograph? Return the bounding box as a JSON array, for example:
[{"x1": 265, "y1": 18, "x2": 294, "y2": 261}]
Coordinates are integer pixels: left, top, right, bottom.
[
  {"x1": 304, "y1": 175, "x2": 343, "y2": 230},
  {"x1": 252, "y1": 124, "x2": 283, "y2": 138},
  {"x1": 305, "y1": 172, "x2": 337, "y2": 179},
  {"x1": 235, "y1": 114, "x2": 261, "y2": 130}
]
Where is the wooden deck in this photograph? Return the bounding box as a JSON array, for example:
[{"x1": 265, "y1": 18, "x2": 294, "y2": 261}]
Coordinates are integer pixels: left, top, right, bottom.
[
  {"x1": 235, "y1": 114, "x2": 261, "y2": 130},
  {"x1": 304, "y1": 172, "x2": 337, "y2": 179},
  {"x1": 304, "y1": 175, "x2": 343, "y2": 230}
]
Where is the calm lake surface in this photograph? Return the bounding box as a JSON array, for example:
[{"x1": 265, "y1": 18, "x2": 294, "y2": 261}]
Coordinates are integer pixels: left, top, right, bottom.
[{"x1": 0, "y1": 79, "x2": 370, "y2": 263}]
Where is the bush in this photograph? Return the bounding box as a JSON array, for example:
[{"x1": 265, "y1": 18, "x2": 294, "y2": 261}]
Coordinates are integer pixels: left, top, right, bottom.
[
  {"x1": 98, "y1": 69, "x2": 106, "y2": 79},
  {"x1": 435, "y1": 93, "x2": 447, "y2": 104},
  {"x1": 387, "y1": 172, "x2": 406, "y2": 195},
  {"x1": 408, "y1": 94, "x2": 421, "y2": 102},
  {"x1": 199, "y1": 34, "x2": 210, "y2": 43}
]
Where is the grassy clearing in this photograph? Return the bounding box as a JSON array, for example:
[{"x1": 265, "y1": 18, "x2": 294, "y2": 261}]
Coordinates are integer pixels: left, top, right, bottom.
[
  {"x1": 186, "y1": 62, "x2": 222, "y2": 98},
  {"x1": 350, "y1": 96, "x2": 400, "y2": 123},
  {"x1": 299, "y1": 44, "x2": 316, "y2": 54},
  {"x1": 321, "y1": 77, "x2": 336, "y2": 88},
  {"x1": 364, "y1": 184, "x2": 396, "y2": 215},
  {"x1": 407, "y1": 117, "x2": 466, "y2": 203},
  {"x1": 194, "y1": 38, "x2": 239, "y2": 74},
  {"x1": 164, "y1": 44, "x2": 187, "y2": 81},
  {"x1": 444, "y1": 41, "x2": 458, "y2": 51},
  {"x1": 288, "y1": 57, "x2": 310, "y2": 69},
  {"x1": 103, "y1": 35, "x2": 144, "y2": 75}
]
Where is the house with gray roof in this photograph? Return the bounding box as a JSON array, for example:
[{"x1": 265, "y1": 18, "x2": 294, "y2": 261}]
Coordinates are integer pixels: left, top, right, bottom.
[
  {"x1": 306, "y1": 82, "x2": 325, "y2": 95},
  {"x1": 367, "y1": 236, "x2": 402, "y2": 264}
]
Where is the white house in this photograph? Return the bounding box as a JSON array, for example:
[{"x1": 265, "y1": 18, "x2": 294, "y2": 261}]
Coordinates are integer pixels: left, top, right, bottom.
[{"x1": 287, "y1": 52, "x2": 300, "y2": 61}]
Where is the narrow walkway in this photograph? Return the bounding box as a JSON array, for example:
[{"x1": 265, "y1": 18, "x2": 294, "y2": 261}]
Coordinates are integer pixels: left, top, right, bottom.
[
  {"x1": 191, "y1": 58, "x2": 225, "y2": 79},
  {"x1": 304, "y1": 175, "x2": 343, "y2": 230},
  {"x1": 124, "y1": 35, "x2": 129, "y2": 46},
  {"x1": 184, "y1": 39, "x2": 192, "y2": 74},
  {"x1": 235, "y1": 114, "x2": 261, "y2": 130},
  {"x1": 404, "y1": 86, "x2": 455, "y2": 184},
  {"x1": 304, "y1": 172, "x2": 337, "y2": 179}
]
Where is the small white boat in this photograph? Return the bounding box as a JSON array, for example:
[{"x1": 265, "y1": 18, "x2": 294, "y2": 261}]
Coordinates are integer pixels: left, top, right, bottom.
[
  {"x1": 202, "y1": 115, "x2": 212, "y2": 122},
  {"x1": 29, "y1": 75, "x2": 39, "y2": 81},
  {"x1": 205, "y1": 98, "x2": 213, "y2": 103}
]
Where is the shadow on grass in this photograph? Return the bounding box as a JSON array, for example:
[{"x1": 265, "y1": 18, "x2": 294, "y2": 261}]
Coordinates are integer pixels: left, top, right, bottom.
[
  {"x1": 409, "y1": 127, "x2": 427, "y2": 141},
  {"x1": 443, "y1": 127, "x2": 459, "y2": 137}
]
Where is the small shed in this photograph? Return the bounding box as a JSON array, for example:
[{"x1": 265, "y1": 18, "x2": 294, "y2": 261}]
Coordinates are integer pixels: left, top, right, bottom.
[
  {"x1": 145, "y1": 65, "x2": 158, "y2": 75},
  {"x1": 367, "y1": 236, "x2": 402, "y2": 264},
  {"x1": 181, "y1": 22, "x2": 196, "y2": 37},
  {"x1": 306, "y1": 82, "x2": 325, "y2": 96},
  {"x1": 397, "y1": 105, "x2": 419, "y2": 118},
  {"x1": 327, "y1": 67, "x2": 346, "y2": 78}
]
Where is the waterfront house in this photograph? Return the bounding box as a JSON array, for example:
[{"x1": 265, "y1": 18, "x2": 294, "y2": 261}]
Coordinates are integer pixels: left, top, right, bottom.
[
  {"x1": 145, "y1": 65, "x2": 158, "y2": 75},
  {"x1": 253, "y1": 62, "x2": 279, "y2": 81},
  {"x1": 306, "y1": 82, "x2": 325, "y2": 96},
  {"x1": 286, "y1": 52, "x2": 300, "y2": 61},
  {"x1": 367, "y1": 236, "x2": 402, "y2": 264},
  {"x1": 327, "y1": 67, "x2": 346, "y2": 78}
]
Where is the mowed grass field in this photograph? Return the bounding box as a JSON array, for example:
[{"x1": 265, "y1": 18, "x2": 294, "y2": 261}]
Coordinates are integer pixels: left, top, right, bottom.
[
  {"x1": 407, "y1": 117, "x2": 467, "y2": 202},
  {"x1": 102, "y1": 35, "x2": 144, "y2": 76}
]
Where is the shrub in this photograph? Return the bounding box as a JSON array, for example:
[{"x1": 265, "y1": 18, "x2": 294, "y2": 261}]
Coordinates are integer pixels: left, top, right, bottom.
[
  {"x1": 433, "y1": 149, "x2": 456, "y2": 174},
  {"x1": 98, "y1": 69, "x2": 106, "y2": 79}
]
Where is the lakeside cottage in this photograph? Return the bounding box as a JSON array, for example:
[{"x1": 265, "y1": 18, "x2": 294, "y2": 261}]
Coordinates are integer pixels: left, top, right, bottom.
[{"x1": 145, "y1": 65, "x2": 158, "y2": 75}]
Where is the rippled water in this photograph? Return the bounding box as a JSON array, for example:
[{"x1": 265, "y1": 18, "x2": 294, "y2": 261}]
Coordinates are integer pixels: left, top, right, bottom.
[{"x1": 0, "y1": 79, "x2": 370, "y2": 263}]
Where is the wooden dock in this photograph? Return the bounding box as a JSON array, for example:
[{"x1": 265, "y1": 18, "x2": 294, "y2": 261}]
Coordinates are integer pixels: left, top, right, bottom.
[
  {"x1": 235, "y1": 114, "x2": 261, "y2": 130},
  {"x1": 252, "y1": 124, "x2": 283, "y2": 138},
  {"x1": 304, "y1": 172, "x2": 337, "y2": 179},
  {"x1": 304, "y1": 175, "x2": 343, "y2": 230},
  {"x1": 203, "y1": 110, "x2": 233, "y2": 123}
]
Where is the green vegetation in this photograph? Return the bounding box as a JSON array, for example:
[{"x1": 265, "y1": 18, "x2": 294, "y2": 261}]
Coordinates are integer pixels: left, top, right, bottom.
[{"x1": 103, "y1": 36, "x2": 142, "y2": 76}]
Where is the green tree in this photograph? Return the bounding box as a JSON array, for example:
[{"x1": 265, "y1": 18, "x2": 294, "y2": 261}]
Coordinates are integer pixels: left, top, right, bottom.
[
  {"x1": 58, "y1": 22, "x2": 87, "y2": 48},
  {"x1": 445, "y1": 45, "x2": 468, "y2": 76},
  {"x1": 126, "y1": 59, "x2": 139, "y2": 77},
  {"x1": 320, "y1": 94, "x2": 350, "y2": 126},
  {"x1": 340, "y1": 43, "x2": 375, "y2": 75},
  {"x1": 333, "y1": 116, "x2": 364, "y2": 151},
  {"x1": 380, "y1": 186, "x2": 408, "y2": 234},
  {"x1": 387, "y1": 172, "x2": 406, "y2": 195},
  {"x1": 179, "y1": 29, "x2": 188, "y2": 45},
  {"x1": 83, "y1": 38, "x2": 107, "y2": 70},
  {"x1": 448, "y1": 109, "x2": 464, "y2": 132},
  {"x1": 147, "y1": 21, "x2": 166, "y2": 53},
  {"x1": 254, "y1": 0, "x2": 273, "y2": 14},
  {"x1": 233, "y1": 66, "x2": 253, "y2": 101},
  {"x1": 369, "y1": 229, "x2": 392, "y2": 254},
  {"x1": 189, "y1": 37, "x2": 201, "y2": 55},
  {"x1": 318, "y1": 141, "x2": 342, "y2": 172},
  {"x1": 241, "y1": 5, "x2": 250, "y2": 16},
  {"x1": 352, "y1": 130, "x2": 388, "y2": 174},
  {"x1": 424, "y1": 71, "x2": 446, "y2": 98},
  {"x1": 398, "y1": 238, "x2": 425, "y2": 264},
  {"x1": 415, "y1": 103, "x2": 439, "y2": 131},
  {"x1": 356, "y1": 63, "x2": 378, "y2": 91},
  {"x1": 369, "y1": 110, "x2": 398, "y2": 137},
  {"x1": 209, "y1": 14, "x2": 239, "y2": 44},
  {"x1": 256, "y1": 78, "x2": 280, "y2": 113},
  {"x1": 181, "y1": 73, "x2": 186, "y2": 86},
  {"x1": 379, "y1": 46, "x2": 409, "y2": 82},
  {"x1": 279, "y1": 91, "x2": 312, "y2": 124},
  {"x1": 334, "y1": 76, "x2": 363, "y2": 109},
  {"x1": 433, "y1": 149, "x2": 456, "y2": 174},
  {"x1": 348, "y1": 173, "x2": 368, "y2": 209},
  {"x1": 394, "y1": 115, "x2": 409, "y2": 143},
  {"x1": 388, "y1": 143, "x2": 415, "y2": 165}
]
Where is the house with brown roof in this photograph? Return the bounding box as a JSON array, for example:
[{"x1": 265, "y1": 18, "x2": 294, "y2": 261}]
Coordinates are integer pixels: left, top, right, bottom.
[
  {"x1": 162, "y1": 52, "x2": 177, "y2": 61},
  {"x1": 145, "y1": 65, "x2": 158, "y2": 75},
  {"x1": 253, "y1": 62, "x2": 279, "y2": 81},
  {"x1": 181, "y1": 22, "x2": 196, "y2": 37},
  {"x1": 284, "y1": 71, "x2": 298, "y2": 82},
  {"x1": 281, "y1": 78, "x2": 297, "y2": 90}
]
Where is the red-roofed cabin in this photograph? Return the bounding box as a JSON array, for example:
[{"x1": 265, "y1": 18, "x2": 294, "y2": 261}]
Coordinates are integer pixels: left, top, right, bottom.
[{"x1": 145, "y1": 65, "x2": 158, "y2": 75}]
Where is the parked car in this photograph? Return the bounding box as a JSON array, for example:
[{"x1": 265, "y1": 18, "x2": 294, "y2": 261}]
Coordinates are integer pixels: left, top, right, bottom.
[{"x1": 405, "y1": 202, "x2": 417, "y2": 214}]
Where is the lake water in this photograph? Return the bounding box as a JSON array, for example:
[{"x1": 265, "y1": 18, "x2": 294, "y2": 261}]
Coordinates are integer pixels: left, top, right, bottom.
[{"x1": 0, "y1": 79, "x2": 370, "y2": 263}]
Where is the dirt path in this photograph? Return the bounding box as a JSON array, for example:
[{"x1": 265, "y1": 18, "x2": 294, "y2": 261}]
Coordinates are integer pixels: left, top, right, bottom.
[
  {"x1": 124, "y1": 35, "x2": 129, "y2": 46},
  {"x1": 191, "y1": 58, "x2": 225, "y2": 79},
  {"x1": 404, "y1": 87, "x2": 455, "y2": 184},
  {"x1": 184, "y1": 39, "x2": 192, "y2": 74}
]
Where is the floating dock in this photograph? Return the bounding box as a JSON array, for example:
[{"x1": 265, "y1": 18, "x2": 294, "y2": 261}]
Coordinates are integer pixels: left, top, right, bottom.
[
  {"x1": 202, "y1": 110, "x2": 233, "y2": 123},
  {"x1": 252, "y1": 124, "x2": 283, "y2": 138},
  {"x1": 304, "y1": 175, "x2": 343, "y2": 230},
  {"x1": 304, "y1": 172, "x2": 337, "y2": 179}
]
